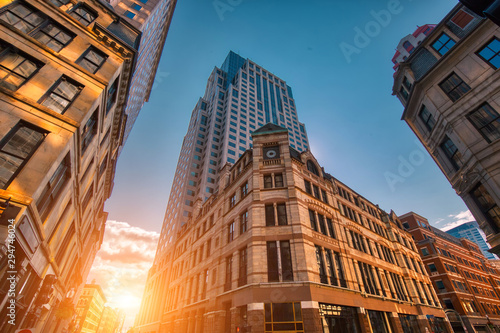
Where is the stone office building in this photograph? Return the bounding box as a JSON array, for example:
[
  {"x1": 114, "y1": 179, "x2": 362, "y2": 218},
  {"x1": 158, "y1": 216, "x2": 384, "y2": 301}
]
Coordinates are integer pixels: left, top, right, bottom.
[
  {"x1": 135, "y1": 124, "x2": 451, "y2": 333},
  {"x1": 0, "y1": 0, "x2": 143, "y2": 331},
  {"x1": 392, "y1": 4, "x2": 500, "y2": 256},
  {"x1": 400, "y1": 212, "x2": 500, "y2": 332}
]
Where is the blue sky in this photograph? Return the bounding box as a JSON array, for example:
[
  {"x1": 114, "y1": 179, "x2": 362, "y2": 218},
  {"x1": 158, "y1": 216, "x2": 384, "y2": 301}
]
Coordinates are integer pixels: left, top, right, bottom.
[{"x1": 105, "y1": 0, "x2": 470, "y2": 233}]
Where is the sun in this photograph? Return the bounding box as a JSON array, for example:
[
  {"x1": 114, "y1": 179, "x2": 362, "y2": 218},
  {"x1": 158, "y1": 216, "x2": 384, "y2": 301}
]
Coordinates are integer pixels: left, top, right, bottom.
[{"x1": 109, "y1": 293, "x2": 141, "y2": 310}]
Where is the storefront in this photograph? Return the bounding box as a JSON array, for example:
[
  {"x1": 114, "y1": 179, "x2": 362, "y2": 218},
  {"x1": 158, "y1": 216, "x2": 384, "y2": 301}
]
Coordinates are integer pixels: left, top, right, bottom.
[{"x1": 319, "y1": 303, "x2": 361, "y2": 333}]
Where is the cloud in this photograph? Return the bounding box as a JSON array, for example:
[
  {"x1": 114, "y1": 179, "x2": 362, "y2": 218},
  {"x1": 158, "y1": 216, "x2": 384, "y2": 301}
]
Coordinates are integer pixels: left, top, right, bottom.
[
  {"x1": 86, "y1": 220, "x2": 160, "y2": 329},
  {"x1": 440, "y1": 210, "x2": 474, "y2": 231}
]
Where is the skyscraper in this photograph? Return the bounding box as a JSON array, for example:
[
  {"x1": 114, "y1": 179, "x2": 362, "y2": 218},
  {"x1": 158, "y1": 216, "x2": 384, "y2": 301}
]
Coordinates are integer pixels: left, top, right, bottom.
[
  {"x1": 156, "y1": 51, "x2": 309, "y2": 244},
  {"x1": 446, "y1": 221, "x2": 498, "y2": 260},
  {"x1": 392, "y1": 4, "x2": 500, "y2": 256},
  {"x1": 110, "y1": 0, "x2": 177, "y2": 146},
  {"x1": 135, "y1": 53, "x2": 451, "y2": 333}
]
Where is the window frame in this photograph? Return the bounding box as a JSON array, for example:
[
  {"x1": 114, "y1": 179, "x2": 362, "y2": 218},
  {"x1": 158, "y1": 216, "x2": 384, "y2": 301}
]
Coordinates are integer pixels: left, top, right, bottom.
[
  {"x1": 439, "y1": 72, "x2": 471, "y2": 102},
  {"x1": 440, "y1": 135, "x2": 461, "y2": 171},
  {"x1": 0, "y1": 121, "x2": 48, "y2": 189},
  {"x1": 476, "y1": 37, "x2": 500, "y2": 69},
  {"x1": 76, "y1": 46, "x2": 108, "y2": 74},
  {"x1": 431, "y1": 33, "x2": 456, "y2": 56},
  {"x1": 418, "y1": 105, "x2": 436, "y2": 132},
  {"x1": 0, "y1": 41, "x2": 44, "y2": 91},
  {"x1": 467, "y1": 103, "x2": 500, "y2": 143},
  {"x1": 69, "y1": 3, "x2": 97, "y2": 26},
  {"x1": 39, "y1": 75, "x2": 84, "y2": 114}
]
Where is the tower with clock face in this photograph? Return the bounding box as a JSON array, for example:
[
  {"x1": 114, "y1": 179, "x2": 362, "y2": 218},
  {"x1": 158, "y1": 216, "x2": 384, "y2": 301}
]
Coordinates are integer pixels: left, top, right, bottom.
[{"x1": 263, "y1": 145, "x2": 280, "y2": 160}]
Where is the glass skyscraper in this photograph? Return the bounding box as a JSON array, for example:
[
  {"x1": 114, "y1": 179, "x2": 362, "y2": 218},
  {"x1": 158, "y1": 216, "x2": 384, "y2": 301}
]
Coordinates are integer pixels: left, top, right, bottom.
[
  {"x1": 446, "y1": 221, "x2": 498, "y2": 260},
  {"x1": 156, "y1": 51, "x2": 309, "y2": 253}
]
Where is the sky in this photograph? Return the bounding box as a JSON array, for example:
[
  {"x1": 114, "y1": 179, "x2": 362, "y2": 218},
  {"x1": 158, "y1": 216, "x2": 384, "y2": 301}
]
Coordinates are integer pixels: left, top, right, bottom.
[{"x1": 90, "y1": 0, "x2": 475, "y2": 328}]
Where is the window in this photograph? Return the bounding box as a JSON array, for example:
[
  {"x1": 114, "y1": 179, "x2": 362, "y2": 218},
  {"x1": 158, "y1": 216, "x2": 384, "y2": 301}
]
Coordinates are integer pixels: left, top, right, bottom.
[
  {"x1": 421, "y1": 248, "x2": 429, "y2": 256},
  {"x1": 0, "y1": 121, "x2": 48, "y2": 188},
  {"x1": 403, "y1": 41, "x2": 414, "y2": 54},
  {"x1": 451, "y1": 9, "x2": 474, "y2": 29},
  {"x1": 131, "y1": 3, "x2": 142, "y2": 11},
  {"x1": 264, "y1": 302, "x2": 303, "y2": 332},
  {"x1": 315, "y1": 245, "x2": 328, "y2": 284},
  {"x1": 81, "y1": 110, "x2": 98, "y2": 154},
  {"x1": 229, "y1": 193, "x2": 236, "y2": 208},
  {"x1": 274, "y1": 173, "x2": 283, "y2": 187},
  {"x1": 240, "y1": 211, "x2": 248, "y2": 234},
  {"x1": 306, "y1": 160, "x2": 319, "y2": 176},
  {"x1": 238, "y1": 248, "x2": 247, "y2": 287},
  {"x1": 77, "y1": 46, "x2": 107, "y2": 74},
  {"x1": 224, "y1": 255, "x2": 232, "y2": 291},
  {"x1": 228, "y1": 221, "x2": 235, "y2": 242},
  {"x1": 277, "y1": 203, "x2": 287, "y2": 226},
  {"x1": 470, "y1": 183, "x2": 500, "y2": 233},
  {"x1": 40, "y1": 76, "x2": 83, "y2": 114},
  {"x1": 419, "y1": 105, "x2": 436, "y2": 131},
  {"x1": 436, "y1": 280, "x2": 446, "y2": 291},
  {"x1": 304, "y1": 180, "x2": 311, "y2": 195},
  {"x1": 0, "y1": 3, "x2": 74, "y2": 52},
  {"x1": 428, "y1": 263, "x2": 437, "y2": 273},
  {"x1": 313, "y1": 185, "x2": 320, "y2": 199},
  {"x1": 477, "y1": 38, "x2": 500, "y2": 69},
  {"x1": 467, "y1": 103, "x2": 500, "y2": 143},
  {"x1": 48, "y1": 0, "x2": 70, "y2": 6},
  {"x1": 439, "y1": 73, "x2": 470, "y2": 101},
  {"x1": 321, "y1": 190, "x2": 328, "y2": 204},
  {"x1": 309, "y1": 209, "x2": 318, "y2": 231},
  {"x1": 241, "y1": 181, "x2": 248, "y2": 197},
  {"x1": 265, "y1": 204, "x2": 275, "y2": 226},
  {"x1": 69, "y1": 4, "x2": 97, "y2": 26},
  {"x1": 0, "y1": 43, "x2": 43, "y2": 90},
  {"x1": 440, "y1": 136, "x2": 461, "y2": 171},
  {"x1": 264, "y1": 174, "x2": 273, "y2": 188},
  {"x1": 81, "y1": 182, "x2": 93, "y2": 212},
  {"x1": 432, "y1": 33, "x2": 456, "y2": 56},
  {"x1": 267, "y1": 240, "x2": 293, "y2": 282},
  {"x1": 36, "y1": 154, "x2": 71, "y2": 221},
  {"x1": 106, "y1": 76, "x2": 119, "y2": 113}
]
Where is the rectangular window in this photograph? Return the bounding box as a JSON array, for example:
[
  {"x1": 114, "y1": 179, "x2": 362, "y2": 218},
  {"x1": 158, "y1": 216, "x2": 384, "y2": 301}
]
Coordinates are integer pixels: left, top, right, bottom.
[
  {"x1": 315, "y1": 245, "x2": 328, "y2": 284},
  {"x1": 321, "y1": 190, "x2": 328, "y2": 204},
  {"x1": 431, "y1": 33, "x2": 456, "y2": 56},
  {"x1": 467, "y1": 103, "x2": 500, "y2": 143},
  {"x1": 277, "y1": 203, "x2": 287, "y2": 226},
  {"x1": 326, "y1": 218, "x2": 335, "y2": 238},
  {"x1": 69, "y1": 4, "x2": 97, "y2": 26},
  {"x1": 81, "y1": 182, "x2": 93, "y2": 212},
  {"x1": 238, "y1": 248, "x2": 247, "y2": 287},
  {"x1": 439, "y1": 73, "x2": 471, "y2": 102},
  {"x1": 477, "y1": 37, "x2": 500, "y2": 69},
  {"x1": 275, "y1": 173, "x2": 283, "y2": 187},
  {"x1": 265, "y1": 204, "x2": 275, "y2": 226},
  {"x1": 304, "y1": 180, "x2": 312, "y2": 194},
  {"x1": 264, "y1": 174, "x2": 273, "y2": 188},
  {"x1": 240, "y1": 211, "x2": 248, "y2": 234},
  {"x1": 241, "y1": 181, "x2": 249, "y2": 197},
  {"x1": 106, "y1": 76, "x2": 119, "y2": 113},
  {"x1": 0, "y1": 42, "x2": 43, "y2": 90},
  {"x1": 317, "y1": 214, "x2": 327, "y2": 235},
  {"x1": 225, "y1": 255, "x2": 232, "y2": 291},
  {"x1": 470, "y1": 183, "x2": 500, "y2": 233},
  {"x1": 267, "y1": 240, "x2": 293, "y2": 282},
  {"x1": 230, "y1": 193, "x2": 236, "y2": 208},
  {"x1": 81, "y1": 110, "x2": 98, "y2": 153},
  {"x1": 77, "y1": 46, "x2": 107, "y2": 74},
  {"x1": 228, "y1": 221, "x2": 235, "y2": 242},
  {"x1": 440, "y1": 135, "x2": 461, "y2": 171},
  {"x1": 313, "y1": 185, "x2": 320, "y2": 199},
  {"x1": 37, "y1": 154, "x2": 71, "y2": 221},
  {"x1": 309, "y1": 209, "x2": 318, "y2": 231},
  {"x1": 41, "y1": 76, "x2": 83, "y2": 114},
  {"x1": 0, "y1": 121, "x2": 48, "y2": 188},
  {"x1": 419, "y1": 105, "x2": 436, "y2": 131}
]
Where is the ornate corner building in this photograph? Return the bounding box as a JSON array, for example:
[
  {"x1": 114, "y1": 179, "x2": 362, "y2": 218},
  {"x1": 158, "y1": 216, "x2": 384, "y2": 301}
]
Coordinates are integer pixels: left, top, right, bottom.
[
  {"x1": 0, "y1": 0, "x2": 176, "y2": 332},
  {"x1": 136, "y1": 121, "x2": 452, "y2": 332},
  {"x1": 400, "y1": 212, "x2": 500, "y2": 332},
  {"x1": 392, "y1": 4, "x2": 500, "y2": 256}
]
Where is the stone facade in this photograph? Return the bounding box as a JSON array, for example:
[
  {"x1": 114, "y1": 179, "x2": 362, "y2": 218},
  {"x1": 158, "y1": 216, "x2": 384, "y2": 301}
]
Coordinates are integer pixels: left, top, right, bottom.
[
  {"x1": 0, "y1": 0, "x2": 142, "y2": 331},
  {"x1": 135, "y1": 125, "x2": 452, "y2": 333},
  {"x1": 392, "y1": 4, "x2": 500, "y2": 256}
]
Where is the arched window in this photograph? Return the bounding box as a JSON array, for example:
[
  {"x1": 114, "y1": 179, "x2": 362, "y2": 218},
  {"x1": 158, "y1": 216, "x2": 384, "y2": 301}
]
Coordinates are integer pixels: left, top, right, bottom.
[{"x1": 307, "y1": 160, "x2": 319, "y2": 176}]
